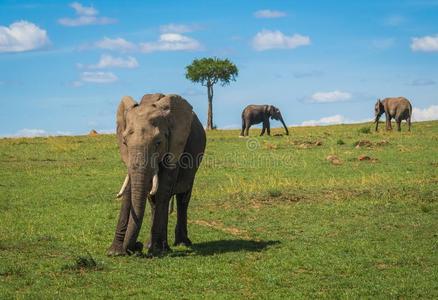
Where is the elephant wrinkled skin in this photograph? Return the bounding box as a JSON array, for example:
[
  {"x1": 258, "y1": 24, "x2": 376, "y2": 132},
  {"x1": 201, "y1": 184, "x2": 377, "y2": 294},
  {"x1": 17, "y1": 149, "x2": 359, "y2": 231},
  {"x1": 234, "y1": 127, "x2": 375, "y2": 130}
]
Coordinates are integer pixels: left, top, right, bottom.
[
  {"x1": 240, "y1": 104, "x2": 289, "y2": 136},
  {"x1": 107, "y1": 93, "x2": 206, "y2": 257},
  {"x1": 374, "y1": 97, "x2": 412, "y2": 132}
]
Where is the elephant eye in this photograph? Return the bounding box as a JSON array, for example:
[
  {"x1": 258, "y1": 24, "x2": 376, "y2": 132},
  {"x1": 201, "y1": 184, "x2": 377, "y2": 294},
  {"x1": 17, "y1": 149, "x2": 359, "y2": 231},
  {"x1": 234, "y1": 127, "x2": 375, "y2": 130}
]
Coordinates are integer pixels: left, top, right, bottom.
[{"x1": 155, "y1": 140, "x2": 161, "y2": 147}]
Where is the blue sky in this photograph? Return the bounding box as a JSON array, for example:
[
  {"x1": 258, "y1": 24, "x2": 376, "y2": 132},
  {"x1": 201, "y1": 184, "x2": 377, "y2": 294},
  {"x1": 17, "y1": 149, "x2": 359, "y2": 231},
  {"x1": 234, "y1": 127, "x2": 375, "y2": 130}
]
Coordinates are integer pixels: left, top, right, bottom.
[{"x1": 1, "y1": 0, "x2": 438, "y2": 136}]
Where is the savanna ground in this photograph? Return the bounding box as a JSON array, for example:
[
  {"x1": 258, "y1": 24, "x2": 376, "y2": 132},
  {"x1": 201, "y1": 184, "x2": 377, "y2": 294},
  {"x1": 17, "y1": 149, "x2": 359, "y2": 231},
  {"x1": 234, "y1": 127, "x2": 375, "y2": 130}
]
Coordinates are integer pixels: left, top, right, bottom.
[{"x1": 1, "y1": 121, "x2": 437, "y2": 298}]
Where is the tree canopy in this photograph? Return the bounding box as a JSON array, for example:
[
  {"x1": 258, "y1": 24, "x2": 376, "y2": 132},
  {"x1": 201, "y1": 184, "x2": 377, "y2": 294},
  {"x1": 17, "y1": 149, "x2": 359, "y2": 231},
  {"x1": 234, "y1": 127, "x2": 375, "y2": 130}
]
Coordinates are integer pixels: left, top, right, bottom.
[{"x1": 185, "y1": 57, "x2": 238, "y2": 87}]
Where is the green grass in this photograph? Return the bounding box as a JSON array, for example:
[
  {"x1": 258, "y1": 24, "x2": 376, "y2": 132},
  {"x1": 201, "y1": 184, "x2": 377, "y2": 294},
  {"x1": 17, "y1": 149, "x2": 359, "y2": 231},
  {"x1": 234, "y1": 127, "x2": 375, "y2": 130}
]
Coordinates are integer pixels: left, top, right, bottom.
[{"x1": 1, "y1": 121, "x2": 437, "y2": 298}]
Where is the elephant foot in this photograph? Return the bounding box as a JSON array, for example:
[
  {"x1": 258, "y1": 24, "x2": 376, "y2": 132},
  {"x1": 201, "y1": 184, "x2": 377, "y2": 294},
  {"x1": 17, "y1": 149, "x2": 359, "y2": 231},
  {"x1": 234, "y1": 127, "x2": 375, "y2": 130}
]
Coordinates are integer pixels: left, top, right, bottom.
[
  {"x1": 174, "y1": 237, "x2": 192, "y2": 247},
  {"x1": 126, "y1": 241, "x2": 143, "y2": 256},
  {"x1": 107, "y1": 243, "x2": 128, "y2": 257},
  {"x1": 147, "y1": 240, "x2": 171, "y2": 257}
]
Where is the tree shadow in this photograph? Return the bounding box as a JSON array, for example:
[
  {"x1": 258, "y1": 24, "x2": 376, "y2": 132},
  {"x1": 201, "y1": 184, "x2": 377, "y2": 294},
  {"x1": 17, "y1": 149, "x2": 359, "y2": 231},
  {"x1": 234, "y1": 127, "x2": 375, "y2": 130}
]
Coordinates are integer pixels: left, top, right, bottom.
[{"x1": 188, "y1": 239, "x2": 280, "y2": 256}]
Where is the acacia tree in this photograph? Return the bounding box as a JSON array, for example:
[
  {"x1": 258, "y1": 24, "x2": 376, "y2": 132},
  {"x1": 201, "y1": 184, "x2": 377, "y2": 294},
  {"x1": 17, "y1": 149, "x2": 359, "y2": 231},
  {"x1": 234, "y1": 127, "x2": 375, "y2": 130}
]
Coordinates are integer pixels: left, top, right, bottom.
[{"x1": 185, "y1": 57, "x2": 238, "y2": 130}]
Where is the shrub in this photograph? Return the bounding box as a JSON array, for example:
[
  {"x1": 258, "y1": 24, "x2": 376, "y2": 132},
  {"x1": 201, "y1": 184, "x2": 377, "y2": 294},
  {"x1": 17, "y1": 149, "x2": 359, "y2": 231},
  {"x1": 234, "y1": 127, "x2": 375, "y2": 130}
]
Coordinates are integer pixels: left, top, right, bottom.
[
  {"x1": 268, "y1": 189, "x2": 282, "y2": 198},
  {"x1": 358, "y1": 127, "x2": 371, "y2": 134}
]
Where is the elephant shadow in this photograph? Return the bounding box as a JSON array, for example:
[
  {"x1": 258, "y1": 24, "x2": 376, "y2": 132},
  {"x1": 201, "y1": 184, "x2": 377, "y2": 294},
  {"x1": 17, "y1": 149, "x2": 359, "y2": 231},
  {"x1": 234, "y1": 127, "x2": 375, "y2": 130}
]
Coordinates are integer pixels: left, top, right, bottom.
[{"x1": 169, "y1": 239, "x2": 280, "y2": 257}]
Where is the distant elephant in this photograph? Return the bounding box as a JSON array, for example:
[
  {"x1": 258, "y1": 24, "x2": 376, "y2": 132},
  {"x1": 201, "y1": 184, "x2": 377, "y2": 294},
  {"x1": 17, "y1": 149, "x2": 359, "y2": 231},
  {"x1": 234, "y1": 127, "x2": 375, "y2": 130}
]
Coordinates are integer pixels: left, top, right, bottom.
[
  {"x1": 107, "y1": 93, "x2": 206, "y2": 257},
  {"x1": 375, "y1": 97, "x2": 412, "y2": 132},
  {"x1": 240, "y1": 105, "x2": 289, "y2": 136}
]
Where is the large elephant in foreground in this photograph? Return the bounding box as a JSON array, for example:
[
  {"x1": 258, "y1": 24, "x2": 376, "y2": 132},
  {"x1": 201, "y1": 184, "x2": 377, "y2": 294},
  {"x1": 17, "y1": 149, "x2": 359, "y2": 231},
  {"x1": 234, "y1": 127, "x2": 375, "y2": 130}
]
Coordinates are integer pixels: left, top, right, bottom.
[
  {"x1": 240, "y1": 104, "x2": 289, "y2": 136},
  {"x1": 107, "y1": 93, "x2": 206, "y2": 256},
  {"x1": 375, "y1": 97, "x2": 412, "y2": 132}
]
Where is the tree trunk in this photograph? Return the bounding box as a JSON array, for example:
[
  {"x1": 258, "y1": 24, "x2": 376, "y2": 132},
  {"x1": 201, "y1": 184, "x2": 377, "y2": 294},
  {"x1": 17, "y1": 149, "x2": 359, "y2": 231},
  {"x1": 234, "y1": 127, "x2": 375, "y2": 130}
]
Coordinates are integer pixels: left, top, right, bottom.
[{"x1": 207, "y1": 84, "x2": 214, "y2": 130}]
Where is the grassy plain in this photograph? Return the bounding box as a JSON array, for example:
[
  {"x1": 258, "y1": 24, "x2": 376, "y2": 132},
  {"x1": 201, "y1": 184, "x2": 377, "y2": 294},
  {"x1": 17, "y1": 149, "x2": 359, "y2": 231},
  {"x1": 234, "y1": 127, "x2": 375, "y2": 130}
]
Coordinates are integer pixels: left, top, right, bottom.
[{"x1": 0, "y1": 121, "x2": 437, "y2": 298}]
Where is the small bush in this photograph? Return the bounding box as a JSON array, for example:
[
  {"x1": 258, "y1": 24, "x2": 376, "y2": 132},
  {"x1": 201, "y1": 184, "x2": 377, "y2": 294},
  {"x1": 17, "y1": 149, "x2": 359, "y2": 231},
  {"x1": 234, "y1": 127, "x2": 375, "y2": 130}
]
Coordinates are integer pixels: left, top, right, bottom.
[
  {"x1": 62, "y1": 253, "x2": 102, "y2": 272},
  {"x1": 268, "y1": 189, "x2": 282, "y2": 198},
  {"x1": 336, "y1": 139, "x2": 345, "y2": 145},
  {"x1": 358, "y1": 127, "x2": 371, "y2": 134}
]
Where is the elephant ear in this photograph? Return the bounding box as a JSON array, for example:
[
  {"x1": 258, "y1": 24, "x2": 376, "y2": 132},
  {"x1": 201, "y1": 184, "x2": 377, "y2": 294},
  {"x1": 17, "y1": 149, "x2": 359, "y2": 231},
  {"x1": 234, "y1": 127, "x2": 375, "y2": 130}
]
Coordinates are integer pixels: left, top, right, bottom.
[
  {"x1": 140, "y1": 93, "x2": 165, "y2": 106},
  {"x1": 116, "y1": 96, "x2": 137, "y2": 165},
  {"x1": 155, "y1": 94, "x2": 193, "y2": 165}
]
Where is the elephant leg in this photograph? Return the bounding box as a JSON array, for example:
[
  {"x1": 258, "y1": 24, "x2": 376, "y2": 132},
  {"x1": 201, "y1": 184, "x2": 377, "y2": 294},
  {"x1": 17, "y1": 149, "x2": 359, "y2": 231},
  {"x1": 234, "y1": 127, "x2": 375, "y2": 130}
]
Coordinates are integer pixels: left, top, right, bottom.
[
  {"x1": 107, "y1": 185, "x2": 132, "y2": 256},
  {"x1": 174, "y1": 189, "x2": 192, "y2": 246},
  {"x1": 396, "y1": 118, "x2": 401, "y2": 131},
  {"x1": 407, "y1": 117, "x2": 411, "y2": 131},
  {"x1": 146, "y1": 196, "x2": 156, "y2": 249},
  {"x1": 148, "y1": 193, "x2": 171, "y2": 256},
  {"x1": 245, "y1": 124, "x2": 251, "y2": 136},
  {"x1": 266, "y1": 120, "x2": 271, "y2": 136},
  {"x1": 147, "y1": 168, "x2": 178, "y2": 256},
  {"x1": 260, "y1": 124, "x2": 266, "y2": 136},
  {"x1": 386, "y1": 117, "x2": 392, "y2": 131},
  {"x1": 240, "y1": 119, "x2": 245, "y2": 136}
]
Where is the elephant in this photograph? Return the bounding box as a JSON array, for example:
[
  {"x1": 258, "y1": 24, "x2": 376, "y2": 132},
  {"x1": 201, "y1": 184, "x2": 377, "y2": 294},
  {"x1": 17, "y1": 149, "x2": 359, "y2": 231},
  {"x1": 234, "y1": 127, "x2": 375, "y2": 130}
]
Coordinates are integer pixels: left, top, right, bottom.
[
  {"x1": 375, "y1": 97, "x2": 412, "y2": 132},
  {"x1": 240, "y1": 105, "x2": 289, "y2": 136},
  {"x1": 107, "y1": 93, "x2": 206, "y2": 257}
]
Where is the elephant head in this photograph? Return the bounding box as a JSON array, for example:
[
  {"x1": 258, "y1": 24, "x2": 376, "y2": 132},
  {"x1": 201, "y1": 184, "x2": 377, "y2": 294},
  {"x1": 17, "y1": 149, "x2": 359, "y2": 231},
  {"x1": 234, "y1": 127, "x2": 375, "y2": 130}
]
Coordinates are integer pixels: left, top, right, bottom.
[
  {"x1": 374, "y1": 99, "x2": 385, "y2": 131},
  {"x1": 116, "y1": 93, "x2": 193, "y2": 250},
  {"x1": 267, "y1": 105, "x2": 289, "y2": 135}
]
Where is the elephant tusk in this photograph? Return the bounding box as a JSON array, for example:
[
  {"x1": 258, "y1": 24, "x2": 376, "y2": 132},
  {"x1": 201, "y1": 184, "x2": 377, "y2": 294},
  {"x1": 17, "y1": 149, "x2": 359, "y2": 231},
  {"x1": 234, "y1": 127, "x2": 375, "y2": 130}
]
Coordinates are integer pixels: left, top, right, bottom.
[
  {"x1": 149, "y1": 170, "x2": 159, "y2": 196},
  {"x1": 116, "y1": 174, "x2": 130, "y2": 198}
]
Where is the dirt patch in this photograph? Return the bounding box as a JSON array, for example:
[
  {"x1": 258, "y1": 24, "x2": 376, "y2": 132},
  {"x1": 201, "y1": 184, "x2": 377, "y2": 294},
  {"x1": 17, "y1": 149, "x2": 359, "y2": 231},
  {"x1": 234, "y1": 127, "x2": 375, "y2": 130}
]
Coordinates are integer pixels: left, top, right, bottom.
[
  {"x1": 190, "y1": 220, "x2": 250, "y2": 239},
  {"x1": 376, "y1": 140, "x2": 389, "y2": 146},
  {"x1": 354, "y1": 140, "x2": 373, "y2": 148},
  {"x1": 298, "y1": 140, "x2": 323, "y2": 149},
  {"x1": 262, "y1": 142, "x2": 278, "y2": 150},
  {"x1": 326, "y1": 155, "x2": 342, "y2": 165},
  {"x1": 355, "y1": 140, "x2": 389, "y2": 149},
  {"x1": 358, "y1": 155, "x2": 379, "y2": 163},
  {"x1": 375, "y1": 263, "x2": 392, "y2": 270}
]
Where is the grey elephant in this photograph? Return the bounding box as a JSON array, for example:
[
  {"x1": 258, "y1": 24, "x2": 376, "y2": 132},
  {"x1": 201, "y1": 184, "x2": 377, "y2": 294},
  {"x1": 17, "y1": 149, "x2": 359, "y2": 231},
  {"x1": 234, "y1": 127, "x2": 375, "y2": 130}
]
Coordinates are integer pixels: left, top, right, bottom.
[
  {"x1": 107, "y1": 93, "x2": 206, "y2": 256},
  {"x1": 240, "y1": 105, "x2": 289, "y2": 136},
  {"x1": 375, "y1": 97, "x2": 412, "y2": 132}
]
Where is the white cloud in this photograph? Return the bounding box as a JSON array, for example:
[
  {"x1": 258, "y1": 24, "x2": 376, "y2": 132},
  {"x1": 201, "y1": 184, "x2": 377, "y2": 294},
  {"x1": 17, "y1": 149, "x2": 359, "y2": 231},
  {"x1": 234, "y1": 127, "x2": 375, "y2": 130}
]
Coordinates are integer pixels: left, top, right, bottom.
[
  {"x1": 15, "y1": 128, "x2": 48, "y2": 137},
  {"x1": 412, "y1": 105, "x2": 438, "y2": 121},
  {"x1": 254, "y1": 9, "x2": 287, "y2": 18},
  {"x1": 411, "y1": 34, "x2": 438, "y2": 52},
  {"x1": 0, "y1": 21, "x2": 50, "y2": 53},
  {"x1": 252, "y1": 30, "x2": 310, "y2": 51},
  {"x1": 140, "y1": 33, "x2": 202, "y2": 53},
  {"x1": 85, "y1": 54, "x2": 138, "y2": 69},
  {"x1": 299, "y1": 115, "x2": 371, "y2": 126},
  {"x1": 3, "y1": 129, "x2": 74, "y2": 138},
  {"x1": 160, "y1": 24, "x2": 199, "y2": 33},
  {"x1": 309, "y1": 90, "x2": 352, "y2": 103},
  {"x1": 80, "y1": 71, "x2": 118, "y2": 83},
  {"x1": 95, "y1": 37, "x2": 136, "y2": 52},
  {"x1": 70, "y1": 2, "x2": 97, "y2": 16},
  {"x1": 58, "y1": 2, "x2": 116, "y2": 26}
]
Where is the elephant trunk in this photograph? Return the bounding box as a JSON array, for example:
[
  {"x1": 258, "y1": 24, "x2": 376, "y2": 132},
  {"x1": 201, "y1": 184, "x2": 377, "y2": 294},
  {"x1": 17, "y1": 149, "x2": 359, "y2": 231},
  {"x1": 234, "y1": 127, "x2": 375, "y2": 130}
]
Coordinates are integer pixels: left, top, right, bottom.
[
  {"x1": 122, "y1": 169, "x2": 150, "y2": 252},
  {"x1": 279, "y1": 115, "x2": 289, "y2": 135},
  {"x1": 375, "y1": 115, "x2": 380, "y2": 131}
]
